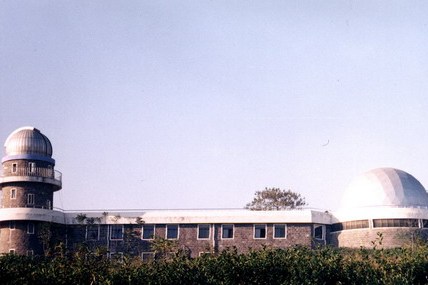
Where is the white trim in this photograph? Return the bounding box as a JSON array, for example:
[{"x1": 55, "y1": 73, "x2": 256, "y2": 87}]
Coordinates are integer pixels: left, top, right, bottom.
[
  {"x1": 253, "y1": 224, "x2": 267, "y2": 239},
  {"x1": 221, "y1": 224, "x2": 234, "y2": 239},
  {"x1": 197, "y1": 224, "x2": 211, "y2": 240}
]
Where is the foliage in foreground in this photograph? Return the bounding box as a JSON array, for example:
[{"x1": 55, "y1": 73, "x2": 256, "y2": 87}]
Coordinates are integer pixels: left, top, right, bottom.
[{"x1": 2, "y1": 245, "x2": 428, "y2": 285}]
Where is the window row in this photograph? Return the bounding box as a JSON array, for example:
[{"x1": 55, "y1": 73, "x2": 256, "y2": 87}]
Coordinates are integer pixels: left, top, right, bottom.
[
  {"x1": 331, "y1": 219, "x2": 421, "y2": 232},
  {"x1": 89, "y1": 224, "x2": 290, "y2": 241}
]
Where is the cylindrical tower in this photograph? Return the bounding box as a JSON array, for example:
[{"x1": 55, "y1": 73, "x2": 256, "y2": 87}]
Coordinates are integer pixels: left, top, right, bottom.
[{"x1": 0, "y1": 127, "x2": 63, "y2": 255}]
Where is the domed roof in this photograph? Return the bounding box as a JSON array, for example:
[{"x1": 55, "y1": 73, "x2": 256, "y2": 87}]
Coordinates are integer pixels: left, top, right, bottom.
[
  {"x1": 4, "y1": 127, "x2": 53, "y2": 157},
  {"x1": 341, "y1": 168, "x2": 428, "y2": 209}
]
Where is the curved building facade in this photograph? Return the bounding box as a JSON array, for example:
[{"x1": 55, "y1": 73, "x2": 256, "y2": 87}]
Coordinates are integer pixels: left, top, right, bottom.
[{"x1": 331, "y1": 168, "x2": 428, "y2": 248}]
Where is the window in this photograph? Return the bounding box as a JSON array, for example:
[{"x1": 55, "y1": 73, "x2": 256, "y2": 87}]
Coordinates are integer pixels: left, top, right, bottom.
[
  {"x1": 27, "y1": 223, "x2": 35, "y2": 234},
  {"x1": 373, "y1": 219, "x2": 418, "y2": 228},
  {"x1": 86, "y1": 225, "x2": 100, "y2": 240},
  {"x1": 331, "y1": 220, "x2": 369, "y2": 232},
  {"x1": 27, "y1": 194, "x2": 35, "y2": 205},
  {"x1": 314, "y1": 225, "x2": 325, "y2": 240},
  {"x1": 254, "y1": 224, "x2": 267, "y2": 239},
  {"x1": 12, "y1": 163, "x2": 17, "y2": 173},
  {"x1": 166, "y1": 224, "x2": 179, "y2": 239},
  {"x1": 10, "y1": 188, "x2": 16, "y2": 199},
  {"x1": 46, "y1": 200, "x2": 51, "y2": 210},
  {"x1": 141, "y1": 252, "x2": 155, "y2": 262},
  {"x1": 27, "y1": 250, "x2": 34, "y2": 257},
  {"x1": 110, "y1": 252, "x2": 124, "y2": 262},
  {"x1": 9, "y1": 249, "x2": 15, "y2": 254},
  {"x1": 198, "y1": 224, "x2": 210, "y2": 239},
  {"x1": 221, "y1": 224, "x2": 234, "y2": 239},
  {"x1": 274, "y1": 224, "x2": 287, "y2": 239},
  {"x1": 142, "y1": 225, "x2": 155, "y2": 240},
  {"x1": 29, "y1": 162, "x2": 36, "y2": 173},
  {"x1": 9, "y1": 221, "x2": 15, "y2": 230},
  {"x1": 110, "y1": 225, "x2": 123, "y2": 240}
]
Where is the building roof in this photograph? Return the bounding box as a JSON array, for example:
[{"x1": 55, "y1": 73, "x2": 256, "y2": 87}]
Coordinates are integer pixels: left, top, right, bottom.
[{"x1": 340, "y1": 168, "x2": 428, "y2": 209}]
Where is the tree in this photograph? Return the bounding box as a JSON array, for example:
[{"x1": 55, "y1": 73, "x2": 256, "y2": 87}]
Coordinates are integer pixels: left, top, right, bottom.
[{"x1": 245, "y1": 187, "x2": 307, "y2": 210}]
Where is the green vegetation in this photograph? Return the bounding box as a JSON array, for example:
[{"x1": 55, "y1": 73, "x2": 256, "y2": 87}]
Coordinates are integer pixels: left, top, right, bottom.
[
  {"x1": 245, "y1": 188, "x2": 307, "y2": 210},
  {"x1": 2, "y1": 245, "x2": 428, "y2": 284}
]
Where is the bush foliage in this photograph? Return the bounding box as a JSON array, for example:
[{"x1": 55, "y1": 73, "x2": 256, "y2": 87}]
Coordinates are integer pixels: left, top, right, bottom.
[{"x1": 2, "y1": 245, "x2": 428, "y2": 284}]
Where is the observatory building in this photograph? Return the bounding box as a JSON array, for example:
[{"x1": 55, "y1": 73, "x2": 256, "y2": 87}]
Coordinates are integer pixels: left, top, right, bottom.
[{"x1": 1, "y1": 127, "x2": 428, "y2": 257}]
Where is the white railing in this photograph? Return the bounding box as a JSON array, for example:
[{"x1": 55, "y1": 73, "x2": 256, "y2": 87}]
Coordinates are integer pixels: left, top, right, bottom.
[{"x1": 1, "y1": 167, "x2": 62, "y2": 182}]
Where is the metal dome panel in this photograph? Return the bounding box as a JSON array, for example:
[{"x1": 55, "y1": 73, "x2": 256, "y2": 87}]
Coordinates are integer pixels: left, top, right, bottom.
[
  {"x1": 341, "y1": 168, "x2": 428, "y2": 209},
  {"x1": 4, "y1": 127, "x2": 53, "y2": 157}
]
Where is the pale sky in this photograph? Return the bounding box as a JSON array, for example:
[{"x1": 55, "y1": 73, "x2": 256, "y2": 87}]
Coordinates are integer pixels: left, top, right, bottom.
[{"x1": 1, "y1": 1, "x2": 428, "y2": 211}]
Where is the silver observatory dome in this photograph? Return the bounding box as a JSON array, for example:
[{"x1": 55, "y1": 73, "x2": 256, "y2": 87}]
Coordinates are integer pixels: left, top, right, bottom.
[{"x1": 4, "y1": 127, "x2": 53, "y2": 157}]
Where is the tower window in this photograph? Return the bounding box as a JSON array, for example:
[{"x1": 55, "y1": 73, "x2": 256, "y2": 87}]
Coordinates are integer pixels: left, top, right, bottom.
[
  {"x1": 27, "y1": 194, "x2": 35, "y2": 205},
  {"x1": 10, "y1": 188, "x2": 16, "y2": 199},
  {"x1": 29, "y1": 162, "x2": 36, "y2": 173},
  {"x1": 47, "y1": 200, "x2": 51, "y2": 210},
  {"x1": 9, "y1": 221, "x2": 16, "y2": 230},
  {"x1": 27, "y1": 223, "x2": 35, "y2": 234},
  {"x1": 12, "y1": 163, "x2": 17, "y2": 173}
]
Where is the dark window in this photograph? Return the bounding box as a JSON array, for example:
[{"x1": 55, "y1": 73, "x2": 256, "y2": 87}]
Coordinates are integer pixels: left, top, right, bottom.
[
  {"x1": 87, "y1": 225, "x2": 99, "y2": 240},
  {"x1": 12, "y1": 163, "x2": 17, "y2": 173},
  {"x1": 27, "y1": 223, "x2": 35, "y2": 234},
  {"x1": 110, "y1": 225, "x2": 123, "y2": 240},
  {"x1": 274, "y1": 224, "x2": 287, "y2": 238},
  {"x1": 142, "y1": 252, "x2": 154, "y2": 262},
  {"x1": 222, "y1": 224, "x2": 234, "y2": 239},
  {"x1": 254, "y1": 224, "x2": 266, "y2": 239},
  {"x1": 166, "y1": 224, "x2": 179, "y2": 239},
  {"x1": 142, "y1": 225, "x2": 155, "y2": 240},
  {"x1": 198, "y1": 224, "x2": 210, "y2": 239},
  {"x1": 314, "y1": 225, "x2": 325, "y2": 240}
]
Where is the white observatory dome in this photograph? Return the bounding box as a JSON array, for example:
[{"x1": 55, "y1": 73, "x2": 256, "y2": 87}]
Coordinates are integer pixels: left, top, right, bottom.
[
  {"x1": 341, "y1": 168, "x2": 428, "y2": 209},
  {"x1": 4, "y1": 127, "x2": 53, "y2": 157}
]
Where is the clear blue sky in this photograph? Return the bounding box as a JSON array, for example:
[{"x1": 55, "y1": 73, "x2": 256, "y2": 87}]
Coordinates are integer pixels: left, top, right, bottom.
[{"x1": 1, "y1": 1, "x2": 428, "y2": 211}]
